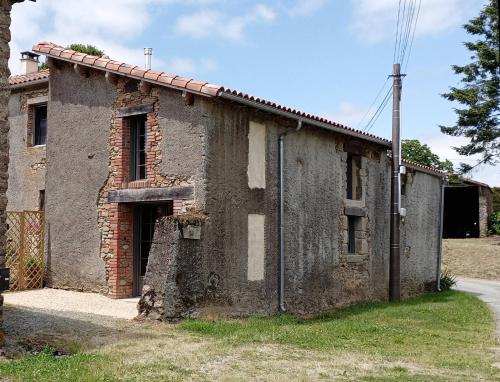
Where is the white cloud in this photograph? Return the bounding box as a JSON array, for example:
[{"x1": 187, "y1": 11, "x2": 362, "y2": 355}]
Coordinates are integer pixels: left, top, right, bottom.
[
  {"x1": 351, "y1": 0, "x2": 486, "y2": 44},
  {"x1": 8, "y1": 0, "x2": 217, "y2": 74},
  {"x1": 175, "y1": 4, "x2": 276, "y2": 42},
  {"x1": 168, "y1": 57, "x2": 217, "y2": 75},
  {"x1": 288, "y1": 0, "x2": 328, "y2": 17},
  {"x1": 328, "y1": 102, "x2": 370, "y2": 127},
  {"x1": 419, "y1": 133, "x2": 500, "y2": 186}
]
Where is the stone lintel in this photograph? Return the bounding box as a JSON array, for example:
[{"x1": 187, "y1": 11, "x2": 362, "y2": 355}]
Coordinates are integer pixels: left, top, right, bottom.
[
  {"x1": 344, "y1": 206, "x2": 366, "y2": 217},
  {"x1": 108, "y1": 186, "x2": 194, "y2": 203},
  {"x1": 346, "y1": 255, "x2": 367, "y2": 263}
]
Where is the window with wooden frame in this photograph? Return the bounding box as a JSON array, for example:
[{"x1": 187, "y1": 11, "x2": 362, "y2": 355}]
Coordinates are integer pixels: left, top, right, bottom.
[
  {"x1": 33, "y1": 104, "x2": 47, "y2": 146},
  {"x1": 128, "y1": 115, "x2": 147, "y2": 181},
  {"x1": 346, "y1": 153, "x2": 362, "y2": 200}
]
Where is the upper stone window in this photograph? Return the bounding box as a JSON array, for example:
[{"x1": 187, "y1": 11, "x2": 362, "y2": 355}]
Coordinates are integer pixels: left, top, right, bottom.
[
  {"x1": 128, "y1": 115, "x2": 147, "y2": 181},
  {"x1": 33, "y1": 104, "x2": 47, "y2": 146},
  {"x1": 346, "y1": 153, "x2": 362, "y2": 200}
]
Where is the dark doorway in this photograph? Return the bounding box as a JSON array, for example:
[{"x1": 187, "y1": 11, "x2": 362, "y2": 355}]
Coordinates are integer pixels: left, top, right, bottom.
[
  {"x1": 443, "y1": 185, "x2": 480, "y2": 238},
  {"x1": 133, "y1": 203, "x2": 172, "y2": 296}
]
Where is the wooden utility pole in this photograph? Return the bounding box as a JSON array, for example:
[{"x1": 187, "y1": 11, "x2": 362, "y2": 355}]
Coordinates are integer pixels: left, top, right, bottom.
[{"x1": 389, "y1": 63, "x2": 402, "y2": 302}]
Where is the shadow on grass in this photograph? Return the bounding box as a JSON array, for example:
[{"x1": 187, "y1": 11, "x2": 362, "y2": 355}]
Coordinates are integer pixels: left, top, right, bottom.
[{"x1": 3, "y1": 305, "x2": 159, "y2": 357}]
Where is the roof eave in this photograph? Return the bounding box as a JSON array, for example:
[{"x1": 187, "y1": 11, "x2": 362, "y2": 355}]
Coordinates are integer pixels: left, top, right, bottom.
[
  {"x1": 10, "y1": 77, "x2": 49, "y2": 90},
  {"x1": 38, "y1": 53, "x2": 215, "y2": 99},
  {"x1": 219, "y1": 91, "x2": 391, "y2": 148}
]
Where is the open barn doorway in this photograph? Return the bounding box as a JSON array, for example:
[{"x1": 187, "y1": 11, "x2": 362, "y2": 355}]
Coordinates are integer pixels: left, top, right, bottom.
[
  {"x1": 443, "y1": 185, "x2": 480, "y2": 238},
  {"x1": 133, "y1": 203, "x2": 172, "y2": 296}
]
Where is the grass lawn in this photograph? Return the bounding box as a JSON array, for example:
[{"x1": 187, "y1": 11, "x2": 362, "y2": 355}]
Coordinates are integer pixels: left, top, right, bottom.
[{"x1": 0, "y1": 291, "x2": 497, "y2": 381}]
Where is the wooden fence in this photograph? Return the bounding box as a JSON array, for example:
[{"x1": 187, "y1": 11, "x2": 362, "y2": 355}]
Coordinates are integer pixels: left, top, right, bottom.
[{"x1": 5, "y1": 211, "x2": 45, "y2": 291}]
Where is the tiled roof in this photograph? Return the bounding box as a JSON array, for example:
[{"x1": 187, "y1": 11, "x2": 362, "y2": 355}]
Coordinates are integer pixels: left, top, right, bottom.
[
  {"x1": 402, "y1": 159, "x2": 447, "y2": 176},
  {"x1": 9, "y1": 69, "x2": 49, "y2": 86},
  {"x1": 32, "y1": 41, "x2": 390, "y2": 146}
]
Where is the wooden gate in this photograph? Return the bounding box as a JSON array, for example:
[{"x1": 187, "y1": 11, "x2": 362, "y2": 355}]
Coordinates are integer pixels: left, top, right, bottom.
[{"x1": 5, "y1": 211, "x2": 45, "y2": 291}]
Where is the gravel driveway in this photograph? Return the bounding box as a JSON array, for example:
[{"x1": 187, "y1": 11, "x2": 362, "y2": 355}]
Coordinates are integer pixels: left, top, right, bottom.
[
  {"x1": 4, "y1": 288, "x2": 139, "y2": 319},
  {"x1": 3, "y1": 288, "x2": 142, "y2": 355}
]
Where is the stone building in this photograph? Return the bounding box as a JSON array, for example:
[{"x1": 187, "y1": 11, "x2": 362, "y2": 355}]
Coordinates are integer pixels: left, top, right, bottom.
[
  {"x1": 7, "y1": 42, "x2": 446, "y2": 319},
  {"x1": 443, "y1": 179, "x2": 493, "y2": 238},
  {"x1": 7, "y1": 54, "x2": 48, "y2": 212}
]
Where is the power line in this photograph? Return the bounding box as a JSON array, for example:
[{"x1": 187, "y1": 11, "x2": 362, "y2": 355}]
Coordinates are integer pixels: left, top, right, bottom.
[
  {"x1": 399, "y1": 0, "x2": 417, "y2": 64},
  {"x1": 364, "y1": 87, "x2": 393, "y2": 132},
  {"x1": 403, "y1": 0, "x2": 422, "y2": 72},
  {"x1": 393, "y1": 0, "x2": 403, "y2": 63},
  {"x1": 395, "y1": 0, "x2": 408, "y2": 63},
  {"x1": 356, "y1": 77, "x2": 390, "y2": 130}
]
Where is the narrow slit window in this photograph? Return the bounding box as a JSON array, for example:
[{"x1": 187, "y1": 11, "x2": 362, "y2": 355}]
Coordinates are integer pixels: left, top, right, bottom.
[
  {"x1": 129, "y1": 115, "x2": 147, "y2": 181},
  {"x1": 347, "y1": 216, "x2": 356, "y2": 254},
  {"x1": 39, "y1": 190, "x2": 45, "y2": 211},
  {"x1": 33, "y1": 104, "x2": 47, "y2": 146},
  {"x1": 346, "y1": 153, "x2": 362, "y2": 200}
]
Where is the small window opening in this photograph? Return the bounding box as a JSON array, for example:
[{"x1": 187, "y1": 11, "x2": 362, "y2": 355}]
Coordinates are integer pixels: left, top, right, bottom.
[
  {"x1": 346, "y1": 153, "x2": 362, "y2": 200},
  {"x1": 34, "y1": 104, "x2": 47, "y2": 146},
  {"x1": 347, "y1": 216, "x2": 357, "y2": 254},
  {"x1": 129, "y1": 115, "x2": 147, "y2": 181},
  {"x1": 39, "y1": 190, "x2": 45, "y2": 211}
]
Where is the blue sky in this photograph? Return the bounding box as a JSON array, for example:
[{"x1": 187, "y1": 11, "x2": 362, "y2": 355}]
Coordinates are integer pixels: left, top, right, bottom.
[{"x1": 10, "y1": 0, "x2": 498, "y2": 185}]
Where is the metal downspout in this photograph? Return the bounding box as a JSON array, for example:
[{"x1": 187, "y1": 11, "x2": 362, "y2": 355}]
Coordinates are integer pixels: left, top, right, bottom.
[
  {"x1": 436, "y1": 176, "x2": 446, "y2": 291},
  {"x1": 279, "y1": 119, "x2": 302, "y2": 313}
]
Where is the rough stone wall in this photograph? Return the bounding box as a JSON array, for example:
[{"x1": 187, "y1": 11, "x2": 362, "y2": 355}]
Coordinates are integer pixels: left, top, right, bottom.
[
  {"x1": 97, "y1": 78, "x2": 204, "y2": 298},
  {"x1": 138, "y1": 216, "x2": 205, "y2": 321},
  {"x1": 146, "y1": 99, "x2": 396, "y2": 319},
  {"x1": 0, "y1": 0, "x2": 12, "y2": 347},
  {"x1": 46, "y1": 61, "x2": 207, "y2": 297},
  {"x1": 400, "y1": 170, "x2": 441, "y2": 295},
  {"x1": 45, "y1": 64, "x2": 115, "y2": 292},
  {"x1": 478, "y1": 191, "x2": 488, "y2": 237},
  {"x1": 7, "y1": 86, "x2": 47, "y2": 211}
]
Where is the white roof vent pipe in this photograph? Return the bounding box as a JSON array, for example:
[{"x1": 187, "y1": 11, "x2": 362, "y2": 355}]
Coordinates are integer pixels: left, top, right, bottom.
[{"x1": 144, "y1": 48, "x2": 152, "y2": 70}]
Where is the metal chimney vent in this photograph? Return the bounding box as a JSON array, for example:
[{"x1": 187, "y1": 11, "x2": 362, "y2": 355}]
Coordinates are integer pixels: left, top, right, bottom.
[{"x1": 144, "y1": 48, "x2": 152, "y2": 70}]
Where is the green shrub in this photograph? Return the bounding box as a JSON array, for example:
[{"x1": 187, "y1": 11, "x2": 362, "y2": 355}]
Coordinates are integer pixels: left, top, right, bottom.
[
  {"x1": 489, "y1": 211, "x2": 500, "y2": 235},
  {"x1": 67, "y1": 44, "x2": 105, "y2": 57},
  {"x1": 440, "y1": 270, "x2": 457, "y2": 291}
]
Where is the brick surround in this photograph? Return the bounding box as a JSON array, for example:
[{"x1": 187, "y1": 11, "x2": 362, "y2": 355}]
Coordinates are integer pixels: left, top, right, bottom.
[{"x1": 97, "y1": 78, "x2": 195, "y2": 298}]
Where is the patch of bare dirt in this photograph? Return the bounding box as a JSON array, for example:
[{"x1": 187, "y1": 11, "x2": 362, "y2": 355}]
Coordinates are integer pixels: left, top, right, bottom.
[{"x1": 442, "y1": 236, "x2": 500, "y2": 280}]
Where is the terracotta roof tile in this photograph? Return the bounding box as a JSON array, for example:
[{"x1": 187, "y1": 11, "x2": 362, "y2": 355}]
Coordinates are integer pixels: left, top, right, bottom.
[
  {"x1": 117, "y1": 64, "x2": 134, "y2": 75},
  {"x1": 143, "y1": 70, "x2": 162, "y2": 81},
  {"x1": 157, "y1": 73, "x2": 175, "y2": 85},
  {"x1": 31, "y1": 41, "x2": 391, "y2": 146},
  {"x1": 130, "y1": 67, "x2": 147, "y2": 78},
  {"x1": 401, "y1": 159, "x2": 447, "y2": 176},
  {"x1": 82, "y1": 56, "x2": 98, "y2": 65},
  {"x1": 104, "y1": 61, "x2": 122, "y2": 71},
  {"x1": 94, "y1": 57, "x2": 111, "y2": 68},
  {"x1": 71, "y1": 52, "x2": 86, "y2": 62},
  {"x1": 9, "y1": 69, "x2": 50, "y2": 86},
  {"x1": 171, "y1": 76, "x2": 190, "y2": 88},
  {"x1": 185, "y1": 80, "x2": 207, "y2": 92}
]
